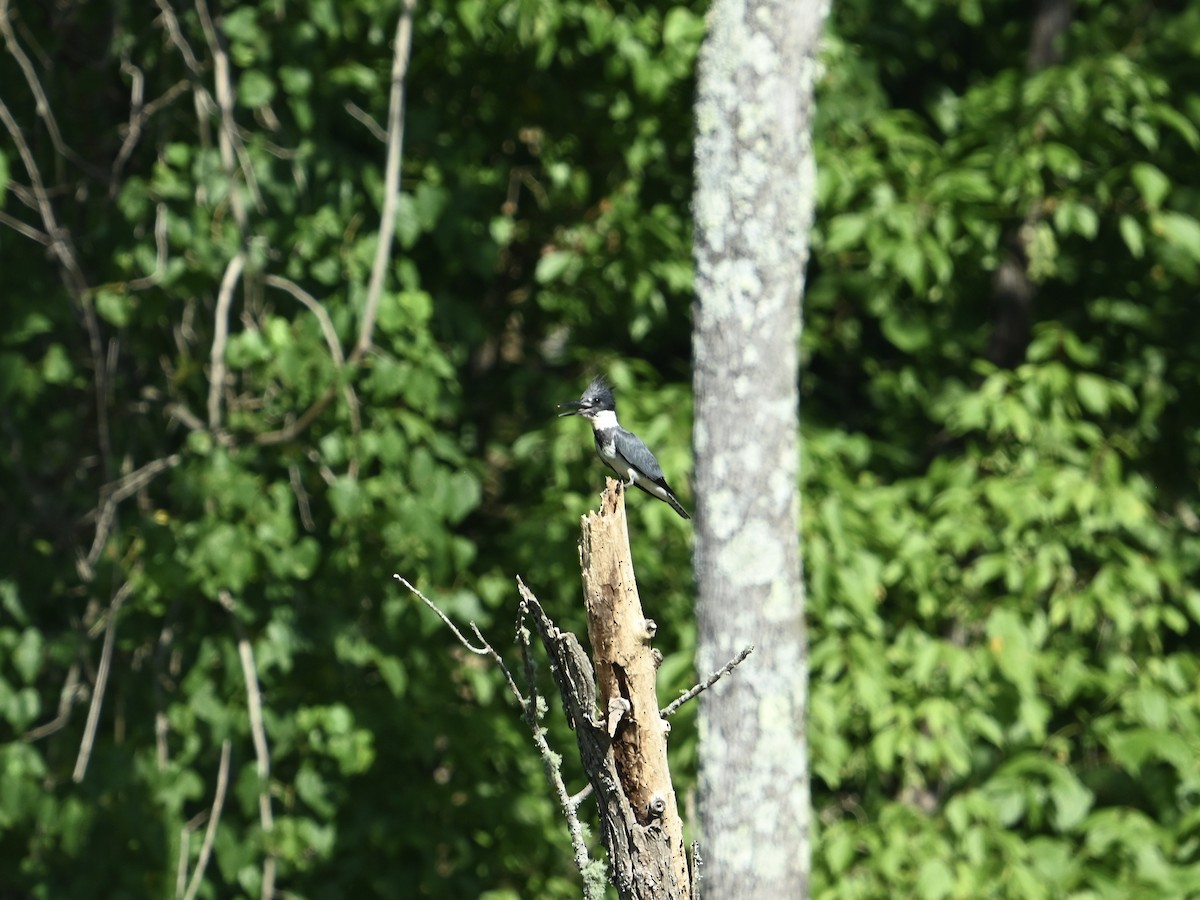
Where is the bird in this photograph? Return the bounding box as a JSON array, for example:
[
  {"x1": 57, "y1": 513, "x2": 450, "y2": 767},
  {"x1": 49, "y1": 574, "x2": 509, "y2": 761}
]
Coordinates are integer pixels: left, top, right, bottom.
[{"x1": 558, "y1": 375, "x2": 691, "y2": 520}]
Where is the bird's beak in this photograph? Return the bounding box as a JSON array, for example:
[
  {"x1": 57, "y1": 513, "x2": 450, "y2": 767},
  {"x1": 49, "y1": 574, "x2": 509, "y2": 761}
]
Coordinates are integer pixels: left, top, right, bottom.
[{"x1": 557, "y1": 401, "x2": 584, "y2": 417}]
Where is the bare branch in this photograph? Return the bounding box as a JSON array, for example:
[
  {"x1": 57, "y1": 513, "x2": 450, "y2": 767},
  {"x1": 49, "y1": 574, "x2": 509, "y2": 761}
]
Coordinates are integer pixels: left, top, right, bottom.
[
  {"x1": 263, "y1": 274, "x2": 363, "y2": 470},
  {"x1": 357, "y1": 0, "x2": 416, "y2": 359},
  {"x1": 166, "y1": 402, "x2": 208, "y2": 433},
  {"x1": 660, "y1": 645, "x2": 754, "y2": 719},
  {"x1": 0, "y1": 209, "x2": 48, "y2": 244},
  {"x1": 80, "y1": 453, "x2": 183, "y2": 580},
  {"x1": 569, "y1": 782, "x2": 595, "y2": 810},
  {"x1": 154, "y1": 0, "x2": 205, "y2": 77},
  {"x1": 343, "y1": 100, "x2": 388, "y2": 143},
  {"x1": 218, "y1": 592, "x2": 276, "y2": 900},
  {"x1": 194, "y1": 0, "x2": 264, "y2": 218},
  {"x1": 73, "y1": 581, "x2": 134, "y2": 782},
  {"x1": 289, "y1": 462, "x2": 316, "y2": 532},
  {"x1": 181, "y1": 739, "x2": 232, "y2": 900},
  {"x1": 0, "y1": 96, "x2": 86, "y2": 295},
  {"x1": 395, "y1": 576, "x2": 524, "y2": 706},
  {"x1": 123, "y1": 202, "x2": 171, "y2": 291},
  {"x1": 515, "y1": 597, "x2": 594, "y2": 882},
  {"x1": 402, "y1": 574, "x2": 601, "y2": 897},
  {"x1": 0, "y1": 60, "x2": 114, "y2": 488},
  {"x1": 0, "y1": 0, "x2": 73, "y2": 163},
  {"x1": 263, "y1": 275, "x2": 346, "y2": 367},
  {"x1": 22, "y1": 663, "x2": 82, "y2": 742},
  {"x1": 396, "y1": 576, "x2": 492, "y2": 654},
  {"x1": 207, "y1": 251, "x2": 246, "y2": 430},
  {"x1": 109, "y1": 54, "x2": 146, "y2": 194}
]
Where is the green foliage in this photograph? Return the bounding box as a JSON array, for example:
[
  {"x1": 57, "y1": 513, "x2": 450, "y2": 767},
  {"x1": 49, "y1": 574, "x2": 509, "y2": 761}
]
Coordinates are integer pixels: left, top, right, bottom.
[
  {"x1": 803, "y1": 1, "x2": 1200, "y2": 895},
  {"x1": 2, "y1": 0, "x2": 1200, "y2": 896}
]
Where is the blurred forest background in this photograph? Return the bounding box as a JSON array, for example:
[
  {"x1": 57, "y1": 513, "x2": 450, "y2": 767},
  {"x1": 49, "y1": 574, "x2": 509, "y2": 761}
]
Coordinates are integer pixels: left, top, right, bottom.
[{"x1": 2, "y1": 0, "x2": 1200, "y2": 897}]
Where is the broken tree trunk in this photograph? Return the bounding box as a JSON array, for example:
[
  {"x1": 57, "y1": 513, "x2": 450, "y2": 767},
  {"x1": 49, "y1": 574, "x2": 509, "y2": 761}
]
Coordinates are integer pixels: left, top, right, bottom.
[
  {"x1": 577, "y1": 478, "x2": 690, "y2": 897},
  {"x1": 405, "y1": 476, "x2": 708, "y2": 899}
]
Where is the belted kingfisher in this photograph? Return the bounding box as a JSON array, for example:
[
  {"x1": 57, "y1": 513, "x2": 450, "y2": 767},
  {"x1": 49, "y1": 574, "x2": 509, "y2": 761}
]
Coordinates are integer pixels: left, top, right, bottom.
[{"x1": 558, "y1": 375, "x2": 690, "y2": 520}]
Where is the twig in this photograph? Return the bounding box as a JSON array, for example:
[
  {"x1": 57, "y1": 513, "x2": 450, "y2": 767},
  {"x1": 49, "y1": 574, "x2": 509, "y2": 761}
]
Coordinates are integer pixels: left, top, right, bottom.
[
  {"x1": 22, "y1": 663, "x2": 81, "y2": 742},
  {"x1": 154, "y1": 0, "x2": 205, "y2": 76},
  {"x1": 176, "y1": 809, "x2": 212, "y2": 899},
  {"x1": 109, "y1": 54, "x2": 146, "y2": 194},
  {"x1": 218, "y1": 592, "x2": 276, "y2": 900},
  {"x1": 397, "y1": 575, "x2": 488, "y2": 650},
  {"x1": 181, "y1": 739, "x2": 232, "y2": 900},
  {"x1": 124, "y1": 202, "x2": 170, "y2": 290},
  {"x1": 356, "y1": 0, "x2": 416, "y2": 359},
  {"x1": 0, "y1": 97, "x2": 88, "y2": 297},
  {"x1": 166, "y1": 402, "x2": 208, "y2": 433},
  {"x1": 0, "y1": 0, "x2": 74, "y2": 164},
  {"x1": 660, "y1": 645, "x2": 754, "y2": 718},
  {"x1": 254, "y1": 387, "x2": 337, "y2": 446},
  {"x1": 569, "y1": 782, "x2": 595, "y2": 810},
  {"x1": 194, "y1": 0, "x2": 263, "y2": 218},
  {"x1": 207, "y1": 251, "x2": 246, "y2": 430},
  {"x1": 343, "y1": 100, "x2": 388, "y2": 143},
  {"x1": 73, "y1": 581, "x2": 134, "y2": 782},
  {"x1": 0, "y1": 208, "x2": 49, "y2": 244},
  {"x1": 263, "y1": 273, "x2": 361, "y2": 475},
  {"x1": 288, "y1": 462, "x2": 316, "y2": 532},
  {"x1": 516, "y1": 598, "x2": 594, "y2": 882},
  {"x1": 81, "y1": 453, "x2": 183, "y2": 580},
  {"x1": 263, "y1": 275, "x2": 346, "y2": 367},
  {"x1": 394, "y1": 576, "x2": 521, "y2": 700},
  {"x1": 401, "y1": 574, "x2": 601, "y2": 898}
]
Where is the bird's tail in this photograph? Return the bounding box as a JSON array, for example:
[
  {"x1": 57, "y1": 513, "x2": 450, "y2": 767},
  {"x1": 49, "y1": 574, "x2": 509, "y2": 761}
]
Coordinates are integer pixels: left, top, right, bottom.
[{"x1": 665, "y1": 492, "x2": 691, "y2": 520}]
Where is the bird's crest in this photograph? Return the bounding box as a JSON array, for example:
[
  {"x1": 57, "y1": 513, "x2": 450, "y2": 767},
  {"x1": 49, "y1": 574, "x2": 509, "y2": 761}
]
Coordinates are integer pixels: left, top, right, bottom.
[{"x1": 582, "y1": 375, "x2": 616, "y2": 409}]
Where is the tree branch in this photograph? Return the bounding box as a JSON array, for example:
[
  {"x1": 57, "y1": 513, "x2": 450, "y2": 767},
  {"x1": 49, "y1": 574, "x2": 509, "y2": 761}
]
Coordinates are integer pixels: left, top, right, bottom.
[
  {"x1": 219, "y1": 592, "x2": 276, "y2": 900},
  {"x1": 660, "y1": 645, "x2": 754, "y2": 718},
  {"x1": 357, "y1": 0, "x2": 416, "y2": 359},
  {"x1": 207, "y1": 251, "x2": 245, "y2": 430},
  {"x1": 194, "y1": 0, "x2": 263, "y2": 219},
  {"x1": 0, "y1": 0, "x2": 74, "y2": 165},
  {"x1": 263, "y1": 273, "x2": 363, "y2": 473},
  {"x1": 398, "y1": 575, "x2": 606, "y2": 899},
  {"x1": 180, "y1": 739, "x2": 232, "y2": 900},
  {"x1": 73, "y1": 581, "x2": 134, "y2": 782}
]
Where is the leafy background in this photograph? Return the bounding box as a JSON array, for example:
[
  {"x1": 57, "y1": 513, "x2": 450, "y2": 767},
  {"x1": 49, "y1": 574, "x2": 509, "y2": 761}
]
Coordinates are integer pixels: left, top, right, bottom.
[{"x1": 2, "y1": 0, "x2": 1199, "y2": 896}]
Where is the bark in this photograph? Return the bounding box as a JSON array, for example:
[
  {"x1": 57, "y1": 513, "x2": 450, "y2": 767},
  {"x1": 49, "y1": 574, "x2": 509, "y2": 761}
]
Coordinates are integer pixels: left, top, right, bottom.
[
  {"x1": 521, "y1": 478, "x2": 690, "y2": 898},
  {"x1": 580, "y1": 481, "x2": 690, "y2": 893},
  {"x1": 691, "y1": 0, "x2": 829, "y2": 895}
]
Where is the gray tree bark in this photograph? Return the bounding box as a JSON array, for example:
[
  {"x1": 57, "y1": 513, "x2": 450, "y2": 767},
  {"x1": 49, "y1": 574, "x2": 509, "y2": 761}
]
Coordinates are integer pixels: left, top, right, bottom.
[{"x1": 691, "y1": 0, "x2": 830, "y2": 896}]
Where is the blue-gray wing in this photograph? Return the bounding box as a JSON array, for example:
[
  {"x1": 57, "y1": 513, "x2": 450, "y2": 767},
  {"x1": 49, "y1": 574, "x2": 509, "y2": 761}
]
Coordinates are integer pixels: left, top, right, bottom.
[
  {"x1": 614, "y1": 427, "x2": 691, "y2": 520},
  {"x1": 614, "y1": 429, "x2": 665, "y2": 481}
]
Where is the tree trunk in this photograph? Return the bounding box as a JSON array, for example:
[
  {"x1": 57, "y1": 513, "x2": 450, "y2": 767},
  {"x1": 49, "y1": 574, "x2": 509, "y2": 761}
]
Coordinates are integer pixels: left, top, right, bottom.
[
  {"x1": 578, "y1": 480, "x2": 690, "y2": 897},
  {"x1": 691, "y1": 0, "x2": 830, "y2": 895}
]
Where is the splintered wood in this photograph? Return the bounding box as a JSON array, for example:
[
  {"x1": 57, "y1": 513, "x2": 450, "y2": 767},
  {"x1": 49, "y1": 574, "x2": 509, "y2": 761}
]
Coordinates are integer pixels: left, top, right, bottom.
[{"x1": 579, "y1": 479, "x2": 690, "y2": 895}]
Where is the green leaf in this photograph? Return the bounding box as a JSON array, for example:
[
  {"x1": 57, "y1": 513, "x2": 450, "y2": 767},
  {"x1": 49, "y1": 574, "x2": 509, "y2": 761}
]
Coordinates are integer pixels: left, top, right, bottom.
[
  {"x1": 238, "y1": 69, "x2": 276, "y2": 107},
  {"x1": 41, "y1": 344, "x2": 73, "y2": 384},
  {"x1": 1075, "y1": 373, "x2": 1110, "y2": 415},
  {"x1": 1130, "y1": 162, "x2": 1170, "y2": 210},
  {"x1": 824, "y1": 213, "x2": 869, "y2": 252},
  {"x1": 329, "y1": 477, "x2": 369, "y2": 521},
  {"x1": 1153, "y1": 211, "x2": 1200, "y2": 260},
  {"x1": 881, "y1": 312, "x2": 932, "y2": 352},
  {"x1": 1118, "y1": 215, "x2": 1144, "y2": 258},
  {"x1": 95, "y1": 289, "x2": 133, "y2": 327},
  {"x1": 12, "y1": 629, "x2": 43, "y2": 683},
  {"x1": 535, "y1": 250, "x2": 575, "y2": 284}
]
